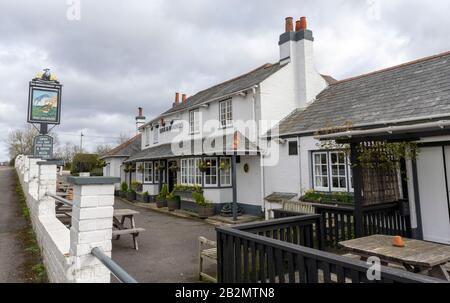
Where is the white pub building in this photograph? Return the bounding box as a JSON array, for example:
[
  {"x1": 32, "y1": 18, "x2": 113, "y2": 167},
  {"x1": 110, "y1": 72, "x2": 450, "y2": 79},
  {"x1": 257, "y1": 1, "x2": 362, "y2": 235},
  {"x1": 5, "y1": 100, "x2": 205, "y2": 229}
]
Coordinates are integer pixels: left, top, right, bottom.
[{"x1": 123, "y1": 16, "x2": 450, "y2": 244}]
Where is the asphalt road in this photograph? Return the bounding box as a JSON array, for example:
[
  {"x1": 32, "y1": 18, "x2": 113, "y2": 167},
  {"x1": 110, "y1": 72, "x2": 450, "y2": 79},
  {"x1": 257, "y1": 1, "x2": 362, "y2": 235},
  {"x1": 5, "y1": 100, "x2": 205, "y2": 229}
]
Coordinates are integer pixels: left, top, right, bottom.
[
  {"x1": 0, "y1": 167, "x2": 27, "y2": 283},
  {"x1": 111, "y1": 199, "x2": 217, "y2": 283}
]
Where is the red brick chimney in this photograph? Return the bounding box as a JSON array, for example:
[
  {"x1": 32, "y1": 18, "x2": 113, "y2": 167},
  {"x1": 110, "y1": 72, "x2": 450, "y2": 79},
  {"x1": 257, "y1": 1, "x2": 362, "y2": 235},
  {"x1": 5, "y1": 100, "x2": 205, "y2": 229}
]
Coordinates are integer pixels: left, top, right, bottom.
[
  {"x1": 285, "y1": 17, "x2": 293, "y2": 33},
  {"x1": 299, "y1": 17, "x2": 307, "y2": 30},
  {"x1": 182, "y1": 94, "x2": 187, "y2": 104},
  {"x1": 174, "y1": 92, "x2": 180, "y2": 107}
]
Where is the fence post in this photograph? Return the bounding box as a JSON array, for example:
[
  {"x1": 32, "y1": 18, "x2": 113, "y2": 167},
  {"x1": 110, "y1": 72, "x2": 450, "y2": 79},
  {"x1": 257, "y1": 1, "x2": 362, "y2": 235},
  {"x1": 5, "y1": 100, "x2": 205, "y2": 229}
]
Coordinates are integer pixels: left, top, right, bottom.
[
  {"x1": 37, "y1": 161, "x2": 57, "y2": 218},
  {"x1": 68, "y1": 176, "x2": 119, "y2": 283}
]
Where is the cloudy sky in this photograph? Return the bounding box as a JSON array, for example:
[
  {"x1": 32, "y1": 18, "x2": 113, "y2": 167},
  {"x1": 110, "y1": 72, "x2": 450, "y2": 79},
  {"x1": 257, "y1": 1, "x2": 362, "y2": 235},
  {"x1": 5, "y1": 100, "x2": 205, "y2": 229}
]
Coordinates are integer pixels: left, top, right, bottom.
[{"x1": 1, "y1": 0, "x2": 449, "y2": 161}]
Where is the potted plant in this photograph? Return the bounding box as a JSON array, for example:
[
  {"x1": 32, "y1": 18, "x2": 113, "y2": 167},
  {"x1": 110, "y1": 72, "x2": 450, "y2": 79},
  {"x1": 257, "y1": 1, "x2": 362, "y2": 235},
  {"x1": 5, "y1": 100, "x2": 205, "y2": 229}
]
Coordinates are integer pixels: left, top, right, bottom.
[
  {"x1": 136, "y1": 191, "x2": 145, "y2": 202},
  {"x1": 193, "y1": 191, "x2": 214, "y2": 219},
  {"x1": 119, "y1": 182, "x2": 128, "y2": 198},
  {"x1": 167, "y1": 191, "x2": 180, "y2": 211},
  {"x1": 156, "y1": 184, "x2": 169, "y2": 208},
  {"x1": 142, "y1": 191, "x2": 151, "y2": 203}
]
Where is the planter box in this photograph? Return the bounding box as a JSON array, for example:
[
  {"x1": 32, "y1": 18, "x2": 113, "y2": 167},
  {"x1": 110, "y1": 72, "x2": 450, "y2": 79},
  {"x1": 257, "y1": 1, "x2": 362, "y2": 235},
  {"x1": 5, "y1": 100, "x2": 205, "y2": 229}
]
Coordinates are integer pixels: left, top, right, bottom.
[
  {"x1": 126, "y1": 191, "x2": 136, "y2": 201},
  {"x1": 156, "y1": 198, "x2": 167, "y2": 208},
  {"x1": 197, "y1": 205, "x2": 215, "y2": 219},
  {"x1": 114, "y1": 190, "x2": 120, "y2": 197},
  {"x1": 119, "y1": 191, "x2": 127, "y2": 198},
  {"x1": 136, "y1": 193, "x2": 145, "y2": 203},
  {"x1": 174, "y1": 190, "x2": 203, "y2": 202},
  {"x1": 167, "y1": 197, "x2": 181, "y2": 211}
]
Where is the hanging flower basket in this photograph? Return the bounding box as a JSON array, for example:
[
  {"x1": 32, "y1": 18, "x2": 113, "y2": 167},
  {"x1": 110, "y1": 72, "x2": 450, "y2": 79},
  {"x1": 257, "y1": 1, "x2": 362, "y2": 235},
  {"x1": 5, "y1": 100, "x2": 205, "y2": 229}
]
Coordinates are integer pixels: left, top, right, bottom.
[
  {"x1": 138, "y1": 164, "x2": 145, "y2": 173},
  {"x1": 219, "y1": 161, "x2": 231, "y2": 171},
  {"x1": 198, "y1": 160, "x2": 208, "y2": 172},
  {"x1": 168, "y1": 163, "x2": 179, "y2": 172}
]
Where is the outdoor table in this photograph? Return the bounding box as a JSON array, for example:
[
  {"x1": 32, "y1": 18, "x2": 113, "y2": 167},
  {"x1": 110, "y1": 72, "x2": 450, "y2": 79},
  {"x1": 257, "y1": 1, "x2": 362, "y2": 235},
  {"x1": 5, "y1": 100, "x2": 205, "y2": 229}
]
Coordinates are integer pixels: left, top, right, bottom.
[
  {"x1": 112, "y1": 209, "x2": 145, "y2": 251},
  {"x1": 339, "y1": 235, "x2": 450, "y2": 281}
]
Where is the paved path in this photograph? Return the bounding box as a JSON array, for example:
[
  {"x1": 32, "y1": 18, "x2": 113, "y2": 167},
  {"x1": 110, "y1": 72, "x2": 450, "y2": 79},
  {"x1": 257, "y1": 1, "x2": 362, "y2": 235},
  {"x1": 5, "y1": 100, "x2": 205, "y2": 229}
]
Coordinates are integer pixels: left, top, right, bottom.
[
  {"x1": 111, "y1": 198, "x2": 217, "y2": 283},
  {"x1": 0, "y1": 167, "x2": 27, "y2": 283}
]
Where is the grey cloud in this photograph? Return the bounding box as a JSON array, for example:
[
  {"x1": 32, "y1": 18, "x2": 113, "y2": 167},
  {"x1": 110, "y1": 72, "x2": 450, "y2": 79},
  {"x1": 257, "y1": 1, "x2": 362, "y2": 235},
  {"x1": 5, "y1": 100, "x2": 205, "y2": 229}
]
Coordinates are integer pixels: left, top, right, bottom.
[{"x1": 1, "y1": 0, "x2": 449, "y2": 160}]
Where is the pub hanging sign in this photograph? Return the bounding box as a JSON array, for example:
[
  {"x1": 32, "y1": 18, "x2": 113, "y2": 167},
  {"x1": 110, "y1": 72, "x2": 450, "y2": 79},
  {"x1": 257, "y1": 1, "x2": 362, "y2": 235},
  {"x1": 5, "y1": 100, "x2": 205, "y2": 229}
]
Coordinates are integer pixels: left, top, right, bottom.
[
  {"x1": 33, "y1": 135, "x2": 54, "y2": 160},
  {"x1": 27, "y1": 69, "x2": 62, "y2": 125}
]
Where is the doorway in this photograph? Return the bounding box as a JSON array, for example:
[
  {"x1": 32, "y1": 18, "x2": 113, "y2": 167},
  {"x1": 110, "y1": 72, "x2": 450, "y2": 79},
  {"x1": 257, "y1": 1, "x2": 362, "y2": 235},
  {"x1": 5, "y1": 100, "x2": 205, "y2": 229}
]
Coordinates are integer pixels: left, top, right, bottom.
[
  {"x1": 416, "y1": 145, "x2": 450, "y2": 244},
  {"x1": 168, "y1": 160, "x2": 178, "y2": 192}
]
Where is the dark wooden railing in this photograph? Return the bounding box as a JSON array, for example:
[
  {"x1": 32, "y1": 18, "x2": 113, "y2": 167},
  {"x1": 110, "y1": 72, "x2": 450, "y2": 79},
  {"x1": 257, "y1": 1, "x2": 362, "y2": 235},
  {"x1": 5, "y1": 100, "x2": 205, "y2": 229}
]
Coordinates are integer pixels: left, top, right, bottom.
[
  {"x1": 216, "y1": 216, "x2": 441, "y2": 283},
  {"x1": 362, "y1": 202, "x2": 411, "y2": 238},
  {"x1": 276, "y1": 201, "x2": 412, "y2": 249}
]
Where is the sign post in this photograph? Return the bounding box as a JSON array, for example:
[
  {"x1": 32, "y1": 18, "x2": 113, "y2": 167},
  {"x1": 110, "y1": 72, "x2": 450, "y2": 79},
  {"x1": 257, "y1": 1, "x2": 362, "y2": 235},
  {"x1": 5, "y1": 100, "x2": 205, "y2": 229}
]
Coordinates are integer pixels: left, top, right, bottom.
[
  {"x1": 28, "y1": 69, "x2": 62, "y2": 157},
  {"x1": 33, "y1": 135, "x2": 54, "y2": 159}
]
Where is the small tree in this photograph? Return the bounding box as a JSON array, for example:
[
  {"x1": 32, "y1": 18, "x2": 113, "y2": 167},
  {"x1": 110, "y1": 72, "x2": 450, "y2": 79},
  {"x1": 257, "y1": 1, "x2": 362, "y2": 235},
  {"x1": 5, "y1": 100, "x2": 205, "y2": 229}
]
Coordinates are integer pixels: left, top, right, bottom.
[{"x1": 71, "y1": 153, "x2": 99, "y2": 175}]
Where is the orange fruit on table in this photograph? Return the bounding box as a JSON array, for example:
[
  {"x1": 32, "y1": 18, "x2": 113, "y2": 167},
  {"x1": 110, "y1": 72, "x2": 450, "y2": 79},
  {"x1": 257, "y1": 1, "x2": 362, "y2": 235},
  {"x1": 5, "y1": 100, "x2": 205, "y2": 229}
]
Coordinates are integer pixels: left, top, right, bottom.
[{"x1": 392, "y1": 236, "x2": 405, "y2": 248}]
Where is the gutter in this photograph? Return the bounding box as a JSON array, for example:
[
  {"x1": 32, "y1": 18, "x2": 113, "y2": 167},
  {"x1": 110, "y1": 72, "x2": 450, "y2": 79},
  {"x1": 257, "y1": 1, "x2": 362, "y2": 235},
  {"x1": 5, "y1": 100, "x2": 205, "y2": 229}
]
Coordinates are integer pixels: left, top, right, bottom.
[
  {"x1": 315, "y1": 120, "x2": 450, "y2": 140},
  {"x1": 273, "y1": 113, "x2": 450, "y2": 139}
]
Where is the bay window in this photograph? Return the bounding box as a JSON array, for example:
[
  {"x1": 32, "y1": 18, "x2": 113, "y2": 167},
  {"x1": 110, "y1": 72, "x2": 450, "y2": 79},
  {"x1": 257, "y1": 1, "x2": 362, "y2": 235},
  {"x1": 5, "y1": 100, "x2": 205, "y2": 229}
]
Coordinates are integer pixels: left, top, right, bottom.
[
  {"x1": 204, "y1": 157, "x2": 218, "y2": 187},
  {"x1": 312, "y1": 151, "x2": 353, "y2": 192},
  {"x1": 181, "y1": 158, "x2": 202, "y2": 186},
  {"x1": 219, "y1": 157, "x2": 232, "y2": 186},
  {"x1": 313, "y1": 152, "x2": 329, "y2": 191},
  {"x1": 144, "y1": 162, "x2": 153, "y2": 183},
  {"x1": 330, "y1": 152, "x2": 347, "y2": 191}
]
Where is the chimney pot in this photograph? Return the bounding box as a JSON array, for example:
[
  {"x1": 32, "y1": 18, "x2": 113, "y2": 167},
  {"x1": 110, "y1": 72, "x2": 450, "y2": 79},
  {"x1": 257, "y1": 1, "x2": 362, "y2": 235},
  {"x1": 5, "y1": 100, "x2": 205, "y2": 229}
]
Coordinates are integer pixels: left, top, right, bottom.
[
  {"x1": 299, "y1": 16, "x2": 307, "y2": 30},
  {"x1": 175, "y1": 92, "x2": 180, "y2": 105},
  {"x1": 182, "y1": 94, "x2": 187, "y2": 103},
  {"x1": 138, "y1": 107, "x2": 143, "y2": 116},
  {"x1": 285, "y1": 17, "x2": 294, "y2": 33}
]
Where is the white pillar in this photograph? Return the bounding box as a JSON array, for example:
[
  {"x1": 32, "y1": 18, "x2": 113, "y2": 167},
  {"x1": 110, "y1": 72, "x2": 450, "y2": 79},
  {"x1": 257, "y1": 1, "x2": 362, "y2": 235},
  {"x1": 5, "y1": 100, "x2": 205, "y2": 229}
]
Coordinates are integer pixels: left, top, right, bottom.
[
  {"x1": 37, "y1": 162, "x2": 57, "y2": 218},
  {"x1": 68, "y1": 176, "x2": 119, "y2": 283},
  {"x1": 27, "y1": 158, "x2": 41, "y2": 202}
]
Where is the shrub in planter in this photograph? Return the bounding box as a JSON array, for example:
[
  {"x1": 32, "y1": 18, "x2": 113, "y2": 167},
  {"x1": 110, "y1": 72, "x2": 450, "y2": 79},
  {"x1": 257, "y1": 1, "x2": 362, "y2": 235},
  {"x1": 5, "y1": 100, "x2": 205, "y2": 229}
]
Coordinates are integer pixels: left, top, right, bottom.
[
  {"x1": 193, "y1": 191, "x2": 214, "y2": 219},
  {"x1": 156, "y1": 184, "x2": 169, "y2": 208},
  {"x1": 119, "y1": 182, "x2": 128, "y2": 198},
  {"x1": 126, "y1": 189, "x2": 136, "y2": 201},
  {"x1": 167, "y1": 191, "x2": 180, "y2": 211},
  {"x1": 143, "y1": 191, "x2": 151, "y2": 203},
  {"x1": 136, "y1": 192, "x2": 145, "y2": 202},
  {"x1": 173, "y1": 184, "x2": 203, "y2": 200}
]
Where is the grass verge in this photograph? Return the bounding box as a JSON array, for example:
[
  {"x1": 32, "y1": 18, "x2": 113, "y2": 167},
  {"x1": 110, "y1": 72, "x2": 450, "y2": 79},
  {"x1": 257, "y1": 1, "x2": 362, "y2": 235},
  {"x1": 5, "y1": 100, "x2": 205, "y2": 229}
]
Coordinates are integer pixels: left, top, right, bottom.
[{"x1": 14, "y1": 170, "x2": 48, "y2": 283}]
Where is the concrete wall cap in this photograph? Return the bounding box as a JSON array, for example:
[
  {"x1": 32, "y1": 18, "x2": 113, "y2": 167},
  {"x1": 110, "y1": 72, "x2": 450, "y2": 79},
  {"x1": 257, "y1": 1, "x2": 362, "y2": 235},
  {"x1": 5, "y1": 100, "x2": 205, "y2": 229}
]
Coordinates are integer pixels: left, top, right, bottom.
[{"x1": 66, "y1": 176, "x2": 120, "y2": 185}]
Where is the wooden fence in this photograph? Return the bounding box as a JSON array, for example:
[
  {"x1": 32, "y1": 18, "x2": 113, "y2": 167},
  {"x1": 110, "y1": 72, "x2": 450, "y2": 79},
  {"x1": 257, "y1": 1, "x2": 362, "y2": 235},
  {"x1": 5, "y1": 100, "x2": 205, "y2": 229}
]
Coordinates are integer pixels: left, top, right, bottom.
[{"x1": 216, "y1": 215, "x2": 439, "y2": 283}]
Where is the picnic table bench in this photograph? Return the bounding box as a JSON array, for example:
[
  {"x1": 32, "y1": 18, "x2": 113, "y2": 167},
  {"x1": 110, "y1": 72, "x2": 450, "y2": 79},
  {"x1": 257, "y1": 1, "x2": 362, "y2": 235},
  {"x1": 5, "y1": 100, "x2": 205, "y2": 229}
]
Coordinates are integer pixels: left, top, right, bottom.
[
  {"x1": 340, "y1": 235, "x2": 450, "y2": 281},
  {"x1": 112, "y1": 209, "x2": 145, "y2": 251},
  {"x1": 62, "y1": 207, "x2": 145, "y2": 251}
]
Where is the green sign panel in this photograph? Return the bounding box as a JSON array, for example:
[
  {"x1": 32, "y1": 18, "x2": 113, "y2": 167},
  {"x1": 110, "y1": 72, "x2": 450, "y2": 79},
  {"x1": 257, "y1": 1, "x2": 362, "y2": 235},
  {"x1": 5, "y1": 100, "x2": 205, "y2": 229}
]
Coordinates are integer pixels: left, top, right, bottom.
[
  {"x1": 33, "y1": 135, "x2": 54, "y2": 159},
  {"x1": 28, "y1": 82, "x2": 62, "y2": 124}
]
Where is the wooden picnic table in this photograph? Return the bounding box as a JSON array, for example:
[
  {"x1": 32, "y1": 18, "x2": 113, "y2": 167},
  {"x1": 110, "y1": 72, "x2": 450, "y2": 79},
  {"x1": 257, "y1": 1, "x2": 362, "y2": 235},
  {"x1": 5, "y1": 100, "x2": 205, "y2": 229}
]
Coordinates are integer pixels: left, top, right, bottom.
[
  {"x1": 61, "y1": 207, "x2": 145, "y2": 251},
  {"x1": 339, "y1": 235, "x2": 450, "y2": 281}
]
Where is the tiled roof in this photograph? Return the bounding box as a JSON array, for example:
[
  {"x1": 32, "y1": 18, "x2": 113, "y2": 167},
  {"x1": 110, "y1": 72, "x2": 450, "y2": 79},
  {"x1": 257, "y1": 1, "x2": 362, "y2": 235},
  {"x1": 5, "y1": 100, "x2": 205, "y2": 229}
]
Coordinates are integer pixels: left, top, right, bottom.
[
  {"x1": 100, "y1": 134, "x2": 142, "y2": 159},
  {"x1": 125, "y1": 132, "x2": 259, "y2": 162},
  {"x1": 276, "y1": 51, "x2": 450, "y2": 136}
]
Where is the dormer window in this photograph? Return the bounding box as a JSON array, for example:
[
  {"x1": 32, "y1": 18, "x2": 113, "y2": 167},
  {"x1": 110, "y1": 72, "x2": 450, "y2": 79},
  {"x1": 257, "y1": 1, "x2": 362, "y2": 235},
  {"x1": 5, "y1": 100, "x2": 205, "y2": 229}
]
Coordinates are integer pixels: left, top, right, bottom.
[
  {"x1": 220, "y1": 99, "x2": 233, "y2": 127},
  {"x1": 189, "y1": 109, "x2": 200, "y2": 134}
]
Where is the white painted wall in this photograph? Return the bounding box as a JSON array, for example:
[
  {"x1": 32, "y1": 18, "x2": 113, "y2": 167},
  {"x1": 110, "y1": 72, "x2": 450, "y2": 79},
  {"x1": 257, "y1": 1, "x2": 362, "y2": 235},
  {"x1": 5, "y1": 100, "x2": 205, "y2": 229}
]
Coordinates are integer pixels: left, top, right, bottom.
[
  {"x1": 264, "y1": 138, "x2": 301, "y2": 198},
  {"x1": 236, "y1": 156, "x2": 262, "y2": 206},
  {"x1": 103, "y1": 157, "x2": 126, "y2": 189}
]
